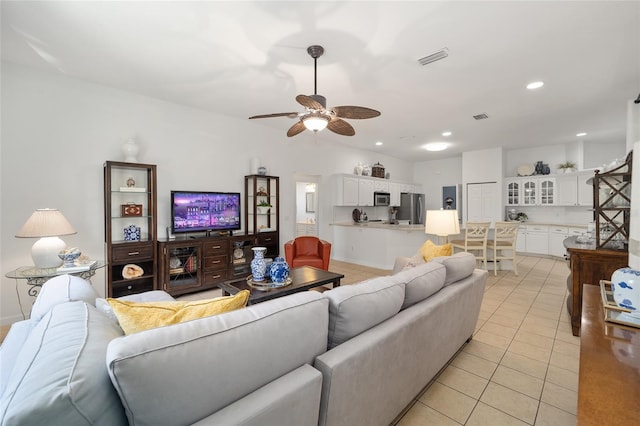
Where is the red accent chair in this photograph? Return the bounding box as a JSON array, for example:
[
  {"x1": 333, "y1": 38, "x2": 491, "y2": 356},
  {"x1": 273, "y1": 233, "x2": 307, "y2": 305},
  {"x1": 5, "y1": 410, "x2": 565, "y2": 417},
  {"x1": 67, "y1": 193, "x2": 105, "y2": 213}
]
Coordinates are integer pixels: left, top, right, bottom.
[{"x1": 284, "y1": 237, "x2": 332, "y2": 271}]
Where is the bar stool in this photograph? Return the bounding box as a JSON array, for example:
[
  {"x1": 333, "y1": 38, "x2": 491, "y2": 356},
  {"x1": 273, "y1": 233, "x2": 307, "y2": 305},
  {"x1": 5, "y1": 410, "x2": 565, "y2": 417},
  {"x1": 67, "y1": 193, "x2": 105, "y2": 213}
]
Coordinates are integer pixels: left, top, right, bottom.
[
  {"x1": 450, "y1": 222, "x2": 490, "y2": 269},
  {"x1": 487, "y1": 221, "x2": 520, "y2": 276}
]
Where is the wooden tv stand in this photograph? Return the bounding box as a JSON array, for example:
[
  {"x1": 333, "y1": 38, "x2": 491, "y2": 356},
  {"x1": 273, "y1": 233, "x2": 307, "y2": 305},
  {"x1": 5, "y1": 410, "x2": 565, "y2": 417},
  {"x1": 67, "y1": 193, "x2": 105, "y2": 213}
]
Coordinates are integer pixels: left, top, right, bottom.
[{"x1": 158, "y1": 231, "x2": 279, "y2": 297}]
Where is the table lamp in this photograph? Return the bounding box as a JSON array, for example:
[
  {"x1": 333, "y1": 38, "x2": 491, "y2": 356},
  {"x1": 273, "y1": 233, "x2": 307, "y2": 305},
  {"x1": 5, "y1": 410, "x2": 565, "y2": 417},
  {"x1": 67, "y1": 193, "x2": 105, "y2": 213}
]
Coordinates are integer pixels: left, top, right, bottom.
[
  {"x1": 15, "y1": 208, "x2": 77, "y2": 268},
  {"x1": 425, "y1": 209, "x2": 460, "y2": 244}
]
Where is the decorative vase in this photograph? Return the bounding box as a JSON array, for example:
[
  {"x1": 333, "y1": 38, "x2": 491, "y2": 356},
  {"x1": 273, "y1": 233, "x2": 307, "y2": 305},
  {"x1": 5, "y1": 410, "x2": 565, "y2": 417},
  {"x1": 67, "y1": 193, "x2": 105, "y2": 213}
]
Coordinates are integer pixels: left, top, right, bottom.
[
  {"x1": 269, "y1": 257, "x2": 290, "y2": 284},
  {"x1": 542, "y1": 164, "x2": 550, "y2": 175},
  {"x1": 257, "y1": 166, "x2": 267, "y2": 176},
  {"x1": 58, "y1": 247, "x2": 81, "y2": 268},
  {"x1": 250, "y1": 247, "x2": 267, "y2": 282},
  {"x1": 534, "y1": 161, "x2": 544, "y2": 175},
  {"x1": 611, "y1": 267, "x2": 640, "y2": 317},
  {"x1": 122, "y1": 138, "x2": 139, "y2": 163}
]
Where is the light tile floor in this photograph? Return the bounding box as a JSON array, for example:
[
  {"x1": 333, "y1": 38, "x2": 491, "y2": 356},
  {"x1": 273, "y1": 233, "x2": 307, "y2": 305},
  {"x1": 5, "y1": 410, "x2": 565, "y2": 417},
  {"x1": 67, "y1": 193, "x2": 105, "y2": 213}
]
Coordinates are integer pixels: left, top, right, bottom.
[
  {"x1": 393, "y1": 255, "x2": 578, "y2": 426},
  {"x1": 153, "y1": 256, "x2": 580, "y2": 425}
]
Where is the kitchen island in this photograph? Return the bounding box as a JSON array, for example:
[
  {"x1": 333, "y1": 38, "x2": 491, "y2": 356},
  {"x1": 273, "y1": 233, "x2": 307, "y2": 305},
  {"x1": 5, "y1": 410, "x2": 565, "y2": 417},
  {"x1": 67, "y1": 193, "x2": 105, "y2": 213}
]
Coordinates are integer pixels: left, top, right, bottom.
[{"x1": 331, "y1": 221, "x2": 436, "y2": 270}]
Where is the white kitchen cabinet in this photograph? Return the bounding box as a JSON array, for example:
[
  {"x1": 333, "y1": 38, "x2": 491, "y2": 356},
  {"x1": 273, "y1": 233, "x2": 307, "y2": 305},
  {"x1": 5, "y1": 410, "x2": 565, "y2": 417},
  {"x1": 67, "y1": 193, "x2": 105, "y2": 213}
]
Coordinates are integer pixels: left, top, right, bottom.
[
  {"x1": 505, "y1": 178, "x2": 521, "y2": 206},
  {"x1": 555, "y1": 175, "x2": 578, "y2": 206},
  {"x1": 517, "y1": 177, "x2": 555, "y2": 206},
  {"x1": 358, "y1": 178, "x2": 374, "y2": 206},
  {"x1": 373, "y1": 180, "x2": 389, "y2": 193},
  {"x1": 335, "y1": 175, "x2": 359, "y2": 206},
  {"x1": 548, "y1": 225, "x2": 585, "y2": 257},
  {"x1": 577, "y1": 171, "x2": 594, "y2": 206},
  {"x1": 516, "y1": 226, "x2": 527, "y2": 252},
  {"x1": 539, "y1": 177, "x2": 556, "y2": 205},
  {"x1": 548, "y1": 226, "x2": 569, "y2": 257},
  {"x1": 555, "y1": 172, "x2": 593, "y2": 207},
  {"x1": 389, "y1": 182, "x2": 401, "y2": 206},
  {"x1": 524, "y1": 225, "x2": 549, "y2": 255}
]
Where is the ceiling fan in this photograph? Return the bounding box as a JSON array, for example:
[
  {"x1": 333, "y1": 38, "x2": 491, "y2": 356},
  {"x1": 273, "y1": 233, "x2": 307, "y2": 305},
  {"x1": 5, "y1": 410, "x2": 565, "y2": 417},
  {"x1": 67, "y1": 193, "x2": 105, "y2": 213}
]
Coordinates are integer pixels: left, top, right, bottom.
[{"x1": 249, "y1": 45, "x2": 381, "y2": 137}]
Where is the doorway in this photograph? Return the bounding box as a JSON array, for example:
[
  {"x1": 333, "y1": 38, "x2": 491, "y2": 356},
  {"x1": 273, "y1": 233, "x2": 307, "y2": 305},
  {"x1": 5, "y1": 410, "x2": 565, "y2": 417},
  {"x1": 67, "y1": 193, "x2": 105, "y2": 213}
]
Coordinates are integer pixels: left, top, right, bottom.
[{"x1": 294, "y1": 174, "x2": 320, "y2": 237}]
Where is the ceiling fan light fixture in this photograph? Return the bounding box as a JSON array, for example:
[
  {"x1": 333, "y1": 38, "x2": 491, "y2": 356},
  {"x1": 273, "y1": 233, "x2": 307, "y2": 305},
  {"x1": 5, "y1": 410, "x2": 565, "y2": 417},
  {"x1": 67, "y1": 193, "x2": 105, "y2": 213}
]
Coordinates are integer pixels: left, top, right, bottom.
[{"x1": 302, "y1": 114, "x2": 330, "y2": 132}]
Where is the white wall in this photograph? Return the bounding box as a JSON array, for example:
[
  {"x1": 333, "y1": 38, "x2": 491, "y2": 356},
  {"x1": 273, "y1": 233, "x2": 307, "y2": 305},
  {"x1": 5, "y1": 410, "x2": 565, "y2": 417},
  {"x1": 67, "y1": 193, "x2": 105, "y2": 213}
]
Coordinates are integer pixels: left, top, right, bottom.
[
  {"x1": 413, "y1": 157, "x2": 462, "y2": 210},
  {"x1": 0, "y1": 62, "x2": 413, "y2": 324}
]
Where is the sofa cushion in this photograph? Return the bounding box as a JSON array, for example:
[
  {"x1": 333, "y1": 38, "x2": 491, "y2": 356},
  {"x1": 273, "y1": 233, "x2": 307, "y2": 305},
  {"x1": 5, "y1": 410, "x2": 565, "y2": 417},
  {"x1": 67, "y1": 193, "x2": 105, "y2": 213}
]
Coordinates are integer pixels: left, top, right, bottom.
[
  {"x1": 106, "y1": 291, "x2": 329, "y2": 426},
  {"x1": 30, "y1": 274, "x2": 99, "y2": 321},
  {"x1": 0, "y1": 301, "x2": 127, "y2": 425},
  {"x1": 324, "y1": 277, "x2": 405, "y2": 349},
  {"x1": 96, "y1": 290, "x2": 176, "y2": 324},
  {"x1": 431, "y1": 252, "x2": 477, "y2": 286},
  {"x1": 106, "y1": 290, "x2": 250, "y2": 334},
  {"x1": 419, "y1": 240, "x2": 452, "y2": 261},
  {"x1": 393, "y1": 261, "x2": 447, "y2": 309}
]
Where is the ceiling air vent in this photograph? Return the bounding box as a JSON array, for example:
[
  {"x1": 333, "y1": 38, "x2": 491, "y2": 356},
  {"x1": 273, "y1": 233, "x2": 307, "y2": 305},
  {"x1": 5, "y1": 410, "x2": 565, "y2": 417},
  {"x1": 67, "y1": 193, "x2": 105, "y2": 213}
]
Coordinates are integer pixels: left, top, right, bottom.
[
  {"x1": 418, "y1": 48, "x2": 449, "y2": 66},
  {"x1": 473, "y1": 113, "x2": 489, "y2": 120}
]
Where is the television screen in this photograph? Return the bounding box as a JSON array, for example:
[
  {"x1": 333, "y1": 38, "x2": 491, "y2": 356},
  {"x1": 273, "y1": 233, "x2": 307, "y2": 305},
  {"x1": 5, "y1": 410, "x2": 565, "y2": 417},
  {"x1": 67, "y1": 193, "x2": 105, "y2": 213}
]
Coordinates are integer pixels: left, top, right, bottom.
[{"x1": 171, "y1": 191, "x2": 241, "y2": 233}]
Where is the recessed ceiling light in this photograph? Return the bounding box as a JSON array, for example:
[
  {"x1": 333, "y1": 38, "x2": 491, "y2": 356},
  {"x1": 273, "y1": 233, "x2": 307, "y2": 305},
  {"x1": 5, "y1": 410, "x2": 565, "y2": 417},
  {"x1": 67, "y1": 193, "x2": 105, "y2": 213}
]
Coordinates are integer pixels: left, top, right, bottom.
[
  {"x1": 527, "y1": 81, "x2": 544, "y2": 90},
  {"x1": 425, "y1": 142, "x2": 448, "y2": 152},
  {"x1": 375, "y1": 141, "x2": 383, "y2": 146},
  {"x1": 576, "y1": 132, "x2": 587, "y2": 137},
  {"x1": 442, "y1": 131, "x2": 452, "y2": 137}
]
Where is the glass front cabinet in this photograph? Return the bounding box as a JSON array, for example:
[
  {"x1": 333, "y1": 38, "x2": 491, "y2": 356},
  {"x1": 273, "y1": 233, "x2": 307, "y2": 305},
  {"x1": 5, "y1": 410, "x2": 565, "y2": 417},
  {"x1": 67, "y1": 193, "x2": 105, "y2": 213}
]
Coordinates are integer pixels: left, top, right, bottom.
[
  {"x1": 104, "y1": 161, "x2": 157, "y2": 297},
  {"x1": 245, "y1": 175, "x2": 280, "y2": 259}
]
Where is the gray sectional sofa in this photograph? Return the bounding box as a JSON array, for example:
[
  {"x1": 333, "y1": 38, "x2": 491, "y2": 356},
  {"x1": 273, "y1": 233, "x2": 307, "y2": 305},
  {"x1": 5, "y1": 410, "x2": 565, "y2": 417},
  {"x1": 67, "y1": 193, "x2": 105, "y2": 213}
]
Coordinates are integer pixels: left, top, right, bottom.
[{"x1": 0, "y1": 252, "x2": 486, "y2": 426}]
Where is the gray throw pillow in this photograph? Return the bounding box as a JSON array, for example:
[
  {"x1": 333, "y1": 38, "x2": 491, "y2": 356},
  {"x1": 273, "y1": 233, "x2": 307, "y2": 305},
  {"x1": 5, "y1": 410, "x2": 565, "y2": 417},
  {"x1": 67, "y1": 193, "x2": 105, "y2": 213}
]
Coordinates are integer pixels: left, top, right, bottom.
[{"x1": 431, "y1": 252, "x2": 477, "y2": 285}]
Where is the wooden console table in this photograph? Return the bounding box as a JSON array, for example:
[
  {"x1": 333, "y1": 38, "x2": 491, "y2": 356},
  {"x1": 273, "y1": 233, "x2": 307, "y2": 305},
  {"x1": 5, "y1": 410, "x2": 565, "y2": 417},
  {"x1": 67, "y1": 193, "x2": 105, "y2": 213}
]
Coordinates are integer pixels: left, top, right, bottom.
[
  {"x1": 564, "y1": 236, "x2": 627, "y2": 336},
  {"x1": 578, "y1": 285, "x2": 640, "y2": 425}
]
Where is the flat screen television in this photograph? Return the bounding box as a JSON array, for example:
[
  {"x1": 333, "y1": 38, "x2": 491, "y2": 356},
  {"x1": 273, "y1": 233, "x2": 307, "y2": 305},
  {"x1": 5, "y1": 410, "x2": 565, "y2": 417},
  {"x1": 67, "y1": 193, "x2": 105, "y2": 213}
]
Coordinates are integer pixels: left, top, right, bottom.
[{"x1": 171, "y1": 191, "x2": 241, "y2": 234}]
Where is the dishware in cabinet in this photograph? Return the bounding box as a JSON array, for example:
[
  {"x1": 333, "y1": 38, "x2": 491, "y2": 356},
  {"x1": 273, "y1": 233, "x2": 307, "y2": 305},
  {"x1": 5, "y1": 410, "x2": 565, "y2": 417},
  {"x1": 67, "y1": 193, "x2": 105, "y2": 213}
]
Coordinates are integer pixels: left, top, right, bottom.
[{"x1": 104, "y1": 161, "x2": 157, "y2": 297}]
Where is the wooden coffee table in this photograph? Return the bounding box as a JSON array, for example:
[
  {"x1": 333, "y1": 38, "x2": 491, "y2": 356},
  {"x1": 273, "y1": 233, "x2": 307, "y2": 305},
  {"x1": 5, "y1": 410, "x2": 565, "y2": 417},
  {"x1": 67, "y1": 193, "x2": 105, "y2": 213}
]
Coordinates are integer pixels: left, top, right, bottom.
[{"x1": 219, "y1": 266, "x2": 344, "y2": 305}]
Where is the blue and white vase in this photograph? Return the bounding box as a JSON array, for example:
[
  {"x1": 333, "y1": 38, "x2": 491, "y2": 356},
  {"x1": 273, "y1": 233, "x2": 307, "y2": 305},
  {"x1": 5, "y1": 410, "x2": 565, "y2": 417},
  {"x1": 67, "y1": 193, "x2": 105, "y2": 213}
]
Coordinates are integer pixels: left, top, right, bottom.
[
  {"x1": 611, "y1": 267, "x2": 640, "y2": 317},
  {"x1": 269, "y1": 257, "x2": 290, "y2": 284},
  {"x1": 250, "y1": 247, "x2": 267, "y2": 282}
]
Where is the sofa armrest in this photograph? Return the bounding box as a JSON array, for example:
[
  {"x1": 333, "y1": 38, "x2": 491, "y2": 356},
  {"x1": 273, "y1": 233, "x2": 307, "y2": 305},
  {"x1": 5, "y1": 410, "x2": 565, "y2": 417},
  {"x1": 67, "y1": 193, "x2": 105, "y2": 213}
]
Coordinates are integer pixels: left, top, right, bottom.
[
  {"x1": 192, "y1": 364, "x2": 322, "y2": 426},
  {"x1": 284, "y1": 240, "x2": 296, "y2": 265}
]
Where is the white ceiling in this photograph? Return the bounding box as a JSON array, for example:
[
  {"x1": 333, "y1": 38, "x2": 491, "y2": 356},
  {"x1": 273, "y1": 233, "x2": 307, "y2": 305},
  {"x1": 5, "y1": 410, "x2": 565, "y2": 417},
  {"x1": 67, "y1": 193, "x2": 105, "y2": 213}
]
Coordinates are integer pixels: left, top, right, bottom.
[{"x1": 2, "y1": 1, "x2": 639, "y2": 162}]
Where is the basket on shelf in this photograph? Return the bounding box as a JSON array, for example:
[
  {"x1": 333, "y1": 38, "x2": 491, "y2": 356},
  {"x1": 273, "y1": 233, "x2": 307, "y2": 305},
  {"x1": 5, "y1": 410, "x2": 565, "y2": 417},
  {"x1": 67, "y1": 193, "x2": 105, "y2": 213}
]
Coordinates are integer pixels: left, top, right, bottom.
[{"x1": 371, "y1": 162, "x2": 385, "y2": 178}]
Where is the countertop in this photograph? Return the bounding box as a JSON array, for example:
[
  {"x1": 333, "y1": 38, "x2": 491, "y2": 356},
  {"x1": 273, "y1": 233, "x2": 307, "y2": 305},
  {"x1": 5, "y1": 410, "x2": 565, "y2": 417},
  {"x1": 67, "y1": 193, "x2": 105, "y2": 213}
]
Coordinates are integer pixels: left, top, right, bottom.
[{"x1": 331, "y1": 221, "x2": 425, "y2": 231}]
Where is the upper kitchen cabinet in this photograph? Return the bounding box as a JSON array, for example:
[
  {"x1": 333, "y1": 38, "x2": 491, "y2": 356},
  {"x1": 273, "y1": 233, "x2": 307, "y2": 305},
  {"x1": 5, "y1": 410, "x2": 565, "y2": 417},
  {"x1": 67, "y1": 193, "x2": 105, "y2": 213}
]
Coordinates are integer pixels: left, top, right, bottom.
[
  {"x1": 504, "y1": 176, "x2": 555, "y2": 206},
  {"x1": 555, "y1": 171, "x2": 595, "y2": 206},
  {"x1": 334, "y1": 174, "x2": 420, "y2": 207}
]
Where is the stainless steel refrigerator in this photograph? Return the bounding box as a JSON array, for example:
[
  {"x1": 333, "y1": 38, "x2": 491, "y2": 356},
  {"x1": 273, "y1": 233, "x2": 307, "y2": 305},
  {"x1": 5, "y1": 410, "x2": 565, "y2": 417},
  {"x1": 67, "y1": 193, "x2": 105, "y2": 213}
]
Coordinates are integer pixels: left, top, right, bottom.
[{"x1": 398, "y1": 193, "x2": 426, "y2": 224}]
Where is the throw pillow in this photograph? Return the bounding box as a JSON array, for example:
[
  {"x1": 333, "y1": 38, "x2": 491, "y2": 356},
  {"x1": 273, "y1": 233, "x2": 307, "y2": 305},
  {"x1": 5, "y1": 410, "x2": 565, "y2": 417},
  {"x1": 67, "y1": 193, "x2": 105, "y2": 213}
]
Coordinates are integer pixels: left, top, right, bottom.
[
  {"x1": 419, "y1": 240, "x2": 452, "y2": 262},
  {"x1": 107, "y1": 290, "x2": 250, "y2": 334}
]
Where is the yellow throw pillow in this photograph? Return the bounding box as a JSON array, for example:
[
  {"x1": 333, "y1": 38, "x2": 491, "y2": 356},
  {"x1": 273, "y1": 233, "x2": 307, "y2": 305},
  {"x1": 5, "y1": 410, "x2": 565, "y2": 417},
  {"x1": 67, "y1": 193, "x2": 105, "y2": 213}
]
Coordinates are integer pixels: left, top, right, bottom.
[
  {"x1": 419, "y1": 240, "x2": 452, "y2": 262},
  {"x1": 107, "y1": 290, "x2": 250, "y2": 335}
]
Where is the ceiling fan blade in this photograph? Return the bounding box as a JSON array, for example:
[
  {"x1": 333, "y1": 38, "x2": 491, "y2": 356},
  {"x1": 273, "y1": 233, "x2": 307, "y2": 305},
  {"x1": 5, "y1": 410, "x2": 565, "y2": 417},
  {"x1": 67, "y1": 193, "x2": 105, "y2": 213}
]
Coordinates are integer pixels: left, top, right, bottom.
[
  {"x1": 332, "y1": 106, "x2": 381, "y2": 119},
  {"x1": 287, "y1": 121, "x2": 307, "y2": 137},
  {"x1": 296, "y1": 95, "x2": 324, "y2": 110},
  {"x1": 327, "y1": 118, "x2": 355, "y2": 136},
  {"x1": 249, "y1": 112, "x2": 299, "y2": 119}
]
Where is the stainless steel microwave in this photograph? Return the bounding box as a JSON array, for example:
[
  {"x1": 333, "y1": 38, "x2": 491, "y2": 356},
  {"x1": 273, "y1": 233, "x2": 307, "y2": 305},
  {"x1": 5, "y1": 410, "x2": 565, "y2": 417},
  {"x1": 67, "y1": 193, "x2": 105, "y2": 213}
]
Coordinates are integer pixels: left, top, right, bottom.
[{"x1": 374, "y1": 192, "x2": 391, "y2": 206}]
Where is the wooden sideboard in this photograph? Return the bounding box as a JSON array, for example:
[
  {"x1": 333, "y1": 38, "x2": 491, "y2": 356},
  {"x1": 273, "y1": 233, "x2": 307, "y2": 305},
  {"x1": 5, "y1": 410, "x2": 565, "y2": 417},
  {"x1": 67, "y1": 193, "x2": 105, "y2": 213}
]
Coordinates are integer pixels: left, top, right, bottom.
[
  {"x1": 564, "y1": 236, "x2": 627, "y2": 336},
  {"x1": 578, "y1": 285, "x2": 640, "y2": 425}
]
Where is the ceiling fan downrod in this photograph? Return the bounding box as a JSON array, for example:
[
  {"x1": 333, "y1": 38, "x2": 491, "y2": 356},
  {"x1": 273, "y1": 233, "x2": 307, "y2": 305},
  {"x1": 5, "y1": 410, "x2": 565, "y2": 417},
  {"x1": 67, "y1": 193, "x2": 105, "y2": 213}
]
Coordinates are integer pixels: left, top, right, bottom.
[{"x1": 307, "y1": 45, "x2": 324, "y2": 96}]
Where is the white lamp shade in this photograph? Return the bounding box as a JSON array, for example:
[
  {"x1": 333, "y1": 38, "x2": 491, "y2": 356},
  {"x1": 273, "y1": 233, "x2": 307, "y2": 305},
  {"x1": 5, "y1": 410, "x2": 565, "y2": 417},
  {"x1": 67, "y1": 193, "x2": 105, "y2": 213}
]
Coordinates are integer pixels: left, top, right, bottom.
[
  {"x1": 302, "y1": 114, "x2": 329, "y2": 132},
  {"x1": 16, "y1": 208, "x2": 76, "y2": 268},
  {"x1": 425, "y1": 209, "x2": 460, "y2": 236}
]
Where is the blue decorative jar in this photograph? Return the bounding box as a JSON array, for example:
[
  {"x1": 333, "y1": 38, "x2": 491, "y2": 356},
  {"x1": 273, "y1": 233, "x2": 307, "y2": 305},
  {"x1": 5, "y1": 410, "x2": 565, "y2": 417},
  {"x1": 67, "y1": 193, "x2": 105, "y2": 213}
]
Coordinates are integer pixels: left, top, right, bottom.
[
  {"x1": 611, "y1": 267, "x2": 640, "y2": 317},
  {"x1": 269, "y1": 257, "x2": 290, "y2": 284},
  {"x1": 250, "y1": 247, "x2": 267, "y2": 282}
]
